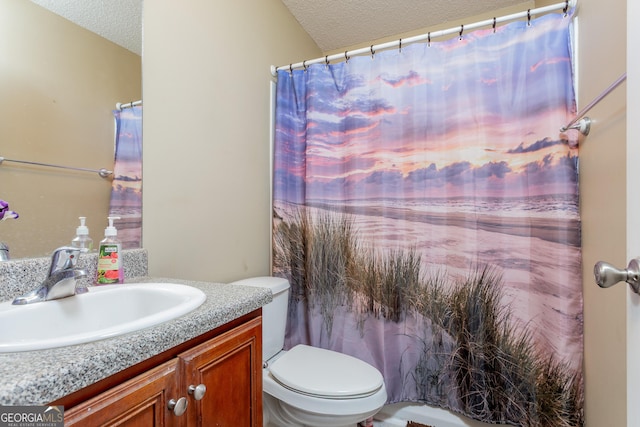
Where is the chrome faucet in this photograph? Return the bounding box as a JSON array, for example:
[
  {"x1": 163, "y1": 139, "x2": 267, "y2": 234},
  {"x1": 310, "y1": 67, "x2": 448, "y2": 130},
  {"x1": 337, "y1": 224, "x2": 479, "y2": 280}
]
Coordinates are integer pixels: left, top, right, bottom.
[{"x1": 12, "y1": 246, "x2": 88, "y2": 305}]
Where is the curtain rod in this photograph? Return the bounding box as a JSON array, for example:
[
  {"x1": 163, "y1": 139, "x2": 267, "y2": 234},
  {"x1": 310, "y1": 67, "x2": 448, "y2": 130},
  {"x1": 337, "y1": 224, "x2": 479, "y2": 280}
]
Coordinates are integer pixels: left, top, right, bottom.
[
  {"x1": 271, "y1": 0, "x2": 576, "y2": 76},
  {"x1": 116, "y1": 100, "x2": 142, "y2": 111},
  {"x1": 0, "y1": 157, "x2": 113, "y2": 179},
  {"x1": 560, "y1": 73, "x2": 626, "y2": 134}
]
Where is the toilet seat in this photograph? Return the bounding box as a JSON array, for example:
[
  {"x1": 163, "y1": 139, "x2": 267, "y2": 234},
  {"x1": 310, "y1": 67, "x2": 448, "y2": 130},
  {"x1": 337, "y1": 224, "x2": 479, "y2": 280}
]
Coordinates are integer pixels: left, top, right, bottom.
[{"x1": 268, "y1": 344, "x2": 384, "y2": 399}]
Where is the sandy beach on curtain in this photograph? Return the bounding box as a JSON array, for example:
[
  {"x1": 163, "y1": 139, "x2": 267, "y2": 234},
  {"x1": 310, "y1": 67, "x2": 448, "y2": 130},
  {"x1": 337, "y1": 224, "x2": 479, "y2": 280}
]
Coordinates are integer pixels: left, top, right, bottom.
[
  {"x1": 306, "y1": 201, "x2": 581, "y2": 247},
  {"x1": 278, "y1": 201, "x2": 583, "y2": 371}
]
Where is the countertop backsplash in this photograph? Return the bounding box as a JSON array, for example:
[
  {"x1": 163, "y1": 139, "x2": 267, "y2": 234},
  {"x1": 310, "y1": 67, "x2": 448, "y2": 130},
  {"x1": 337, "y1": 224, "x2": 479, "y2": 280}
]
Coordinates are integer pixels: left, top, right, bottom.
[{"x1": 0, "y1": 249, "x2": 148, "y2": 302}]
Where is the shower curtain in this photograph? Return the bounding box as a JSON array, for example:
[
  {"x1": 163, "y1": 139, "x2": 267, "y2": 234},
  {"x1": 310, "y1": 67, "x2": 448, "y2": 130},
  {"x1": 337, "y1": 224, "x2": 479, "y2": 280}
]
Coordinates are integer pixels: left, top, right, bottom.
[
  {"x1": 109, "y1": 105, "x2": 142, "y2": 248},
  {"x1": 272, "y1": 11, "x2": 582, "y2": 427}
]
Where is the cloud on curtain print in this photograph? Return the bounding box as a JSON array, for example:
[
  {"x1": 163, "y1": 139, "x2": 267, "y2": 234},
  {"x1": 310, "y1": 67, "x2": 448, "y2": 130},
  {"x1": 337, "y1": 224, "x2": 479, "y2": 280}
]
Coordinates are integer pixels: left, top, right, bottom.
[
  {"x1": 304, "y1": 27, "x2": 571, "y2": 136},
  {"x1": 274, "y1": 12, "x2": 576, "y2": 202},
  {"x1": 403, "y1": 161, "x2": 512, "y2": 186},
  {"x1": 274, "y1": 108, "x2": 304, "y2": 133},
  {"x1": 363, "y1": 169, "x2": 404, "y2": 186},
  {"x1": 114, "y1": 175, "x2": 141, "y2": 182},
  {"x1": 291, "y1": 142, "x2": 576, "y2": 200},
  {"x1": 278, "y1": 156, "x2": 574, "y2": 200},
  {"x1": 291, "y1": 70, "x2": 572, "y2": 159},
  {"x1": 507, "y1": 137, "x2": 567, "y2": 154},
  {"x1": 308, "y1": 153, "x2": 378, "y2": 179},
  {"x1": 473, "y1": 161, "x2": 511, "y2": 179},
  {"x1": 273, "y1": 156, "x2": 547, "y2": 202},
  {"x1": 376, "y1": 70, "x2": 431, "y2": 88},
  {"x1": 301, "y1": 130, "x2": 572, "y2": 182},
  {"x1": 300, "y1": 134, "x2": 569, "y2": 171},
  {"x1": 115, "y1": 135, "x2": 141, "y2": 163}
]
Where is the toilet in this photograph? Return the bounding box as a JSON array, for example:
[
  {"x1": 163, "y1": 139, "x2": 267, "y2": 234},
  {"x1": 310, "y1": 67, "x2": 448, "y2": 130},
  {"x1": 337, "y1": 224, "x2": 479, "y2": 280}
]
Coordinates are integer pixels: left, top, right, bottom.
[{"x1": 230, "y1": 276, "x2": 387, "y2": 427}]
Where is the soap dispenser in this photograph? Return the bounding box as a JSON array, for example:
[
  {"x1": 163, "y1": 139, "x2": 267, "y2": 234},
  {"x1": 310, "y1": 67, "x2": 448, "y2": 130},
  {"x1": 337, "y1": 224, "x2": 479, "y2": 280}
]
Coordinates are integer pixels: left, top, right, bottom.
[
  {"x1": 71, "y1": 217, "x2": 93, "y2": 252},
  {"x1": 96, "y1": 216, "x2": 124, "y2": 285}
]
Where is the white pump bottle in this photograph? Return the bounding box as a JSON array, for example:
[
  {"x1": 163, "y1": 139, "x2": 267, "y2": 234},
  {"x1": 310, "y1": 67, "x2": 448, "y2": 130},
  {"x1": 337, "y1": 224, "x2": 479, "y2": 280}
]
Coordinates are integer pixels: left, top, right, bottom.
[{"x1": 71, "y1": 216, "x2": 93, "y2": 251}]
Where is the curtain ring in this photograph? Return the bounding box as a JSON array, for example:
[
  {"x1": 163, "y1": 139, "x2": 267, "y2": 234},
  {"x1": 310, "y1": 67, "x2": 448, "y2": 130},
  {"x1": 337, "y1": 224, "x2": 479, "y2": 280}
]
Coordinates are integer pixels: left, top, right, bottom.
[
  {"x1": 428, "y1": 32, "x2": 431, "y2": 47},
  {"x1": 370, "y1": 45, "x2": 375, "y2": 58},
  {"x1": 289, "y1": 63, "x2": 293, "y2": 74},
  {"x1": 325, "y1": 55, "x2": 330, "y2": 69},
  {"x1": 344, "y1": 51, "x2": 350, "y2": 63},
  {"x1": 563, "y1": 0, "x2": 569, "y2": 16},
  {"x1": 399, "y1": 38, "x2": 402, "y2": 53},
  {"x1": 302, "y1": 60, "x2": 307, "y2": 71},
  {"x1": 493, "y1": 17, "x2": 497, "y2": 33},
  {"x1": 459, "y1": 24, "x2": 464, "y2": 40},
  {"x1": 527, "y1": 9, "x2": 531, "y2": 26}
]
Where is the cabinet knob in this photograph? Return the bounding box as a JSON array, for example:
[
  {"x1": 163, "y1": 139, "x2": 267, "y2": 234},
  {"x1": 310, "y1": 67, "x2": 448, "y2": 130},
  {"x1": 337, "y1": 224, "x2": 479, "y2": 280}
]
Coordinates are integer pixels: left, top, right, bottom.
[
  {"x1": 188, "y1": 384, "x2": 207, "y2": 400},
  {"x1": 167, "y1": 397, "x2": 188, "y2": 416}
]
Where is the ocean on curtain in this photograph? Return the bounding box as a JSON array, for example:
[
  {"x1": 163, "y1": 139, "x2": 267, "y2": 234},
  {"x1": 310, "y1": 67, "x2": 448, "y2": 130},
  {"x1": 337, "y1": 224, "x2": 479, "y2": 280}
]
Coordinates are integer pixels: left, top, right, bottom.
[
  {"x1": 272, "y1": 11, "x2": 582, "y2": 427},
  {"x1": 109, "y1": 105, "x2": 142, "y2": 249}
]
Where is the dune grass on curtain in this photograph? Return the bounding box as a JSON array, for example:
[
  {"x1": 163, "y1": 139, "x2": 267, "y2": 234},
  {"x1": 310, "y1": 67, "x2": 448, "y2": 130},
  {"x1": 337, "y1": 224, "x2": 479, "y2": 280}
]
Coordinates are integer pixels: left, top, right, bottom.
[{"x1": 273, "y1": 210, "x2": 583, "y2": 425}]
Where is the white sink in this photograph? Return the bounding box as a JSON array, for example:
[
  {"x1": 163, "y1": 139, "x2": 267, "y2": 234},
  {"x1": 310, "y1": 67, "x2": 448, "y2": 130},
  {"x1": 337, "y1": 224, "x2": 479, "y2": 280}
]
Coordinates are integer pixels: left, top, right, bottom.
[{"x1": 0, "y1": 283, "x2": 206, "y2": 352}]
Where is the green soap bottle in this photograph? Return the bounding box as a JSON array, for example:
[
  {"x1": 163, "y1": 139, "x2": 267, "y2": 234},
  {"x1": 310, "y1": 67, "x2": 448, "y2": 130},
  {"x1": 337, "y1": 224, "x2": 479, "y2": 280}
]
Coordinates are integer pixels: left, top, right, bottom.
[{"x1": 96, "y1": 216, "x2": 123, "y2": 285}]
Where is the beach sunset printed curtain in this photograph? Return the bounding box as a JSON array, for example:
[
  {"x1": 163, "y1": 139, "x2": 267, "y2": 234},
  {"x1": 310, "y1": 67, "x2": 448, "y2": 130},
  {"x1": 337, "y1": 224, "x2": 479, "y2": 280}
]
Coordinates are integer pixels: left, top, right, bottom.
[
  {"x1": 109, "y1": 105, "x2": 142, "y2": 248},
  {"x1": 272, "y1": 11, "x2": 582, "y2": 426}
]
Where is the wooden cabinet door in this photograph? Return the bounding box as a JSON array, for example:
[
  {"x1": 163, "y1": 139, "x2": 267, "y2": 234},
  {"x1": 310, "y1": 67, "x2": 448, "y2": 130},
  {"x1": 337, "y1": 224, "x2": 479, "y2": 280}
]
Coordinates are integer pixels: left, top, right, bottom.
[
  {"x1": 64, "y1": 359, "x2": 182, "y2": 427},
  {"x1": 180, "y1": 316, "x2": 263, "y2": 427}
]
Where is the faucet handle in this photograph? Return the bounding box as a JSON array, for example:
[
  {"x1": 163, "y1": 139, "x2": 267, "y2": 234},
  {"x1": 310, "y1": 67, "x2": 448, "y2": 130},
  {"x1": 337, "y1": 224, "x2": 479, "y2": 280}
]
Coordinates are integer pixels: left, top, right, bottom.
[{"x1": 48, "y1": 246, "x2": 82, "y2": 275}]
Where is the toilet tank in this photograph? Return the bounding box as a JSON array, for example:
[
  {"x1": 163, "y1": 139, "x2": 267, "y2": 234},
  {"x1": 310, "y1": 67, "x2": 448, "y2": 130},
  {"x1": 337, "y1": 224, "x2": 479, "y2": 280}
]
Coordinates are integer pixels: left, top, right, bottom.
[{"x1": 228, "y1": 276, "x2": 290, "y2": 361}]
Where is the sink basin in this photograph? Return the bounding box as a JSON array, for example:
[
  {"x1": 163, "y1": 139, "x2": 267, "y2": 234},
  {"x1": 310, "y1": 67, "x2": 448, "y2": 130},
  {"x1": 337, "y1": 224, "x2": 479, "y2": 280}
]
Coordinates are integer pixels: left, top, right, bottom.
[{"x1": 0, "y1": 283, "x2": 206, "y2": 352}]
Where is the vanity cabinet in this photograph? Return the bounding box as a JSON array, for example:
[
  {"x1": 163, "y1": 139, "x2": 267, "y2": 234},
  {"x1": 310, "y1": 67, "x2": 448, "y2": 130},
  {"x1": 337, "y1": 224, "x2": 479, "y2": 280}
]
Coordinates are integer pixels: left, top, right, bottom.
[
  {"x1": 63, "y1": 359, "x2": 179, "y2": 426},
  {"x1": 62, "y1": 314, "x2": 262, "y2": 427},
  {"x1": 181, "y1": 319, "x2": 262, "y2": 426}
]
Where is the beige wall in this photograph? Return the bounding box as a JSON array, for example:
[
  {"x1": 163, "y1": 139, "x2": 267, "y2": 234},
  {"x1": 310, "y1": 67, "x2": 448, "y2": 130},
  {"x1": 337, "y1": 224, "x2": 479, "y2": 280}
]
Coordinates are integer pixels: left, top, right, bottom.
[
  {"x1": 142, "y1": 0, "x2": 322, "y2": 282},
  {"x1": 0, "y1": 0, "x2": 141, "y2": 259},
  {"x1": 576, "y1": 0, "x2": 627, "y2": 425},
  {"x1": 627, "y1": 1, "x2": 640, "y2": 424},
  {"x1": 143, "y1": 0, "x2": 629, "y2": 424}
]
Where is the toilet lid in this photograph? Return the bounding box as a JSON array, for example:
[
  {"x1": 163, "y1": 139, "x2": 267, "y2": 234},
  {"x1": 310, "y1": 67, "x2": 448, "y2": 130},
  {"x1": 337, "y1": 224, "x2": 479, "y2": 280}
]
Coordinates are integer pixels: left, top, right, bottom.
[{"x1": 268, "y1": 344, "x2": 384, "y2": 398}]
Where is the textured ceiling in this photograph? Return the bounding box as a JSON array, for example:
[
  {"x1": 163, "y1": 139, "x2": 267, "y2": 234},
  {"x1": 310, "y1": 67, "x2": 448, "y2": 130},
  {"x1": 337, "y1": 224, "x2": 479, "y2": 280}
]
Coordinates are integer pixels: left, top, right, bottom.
[
  {"x1": 280, "y1": 0, "x2": 529, "y2": 52},
  {"x1": 29, "y1": 0, "x2": 142, "y2": 56},
  {"x1": 28, "y1": 1, "x2": 531, "y2": 57}
]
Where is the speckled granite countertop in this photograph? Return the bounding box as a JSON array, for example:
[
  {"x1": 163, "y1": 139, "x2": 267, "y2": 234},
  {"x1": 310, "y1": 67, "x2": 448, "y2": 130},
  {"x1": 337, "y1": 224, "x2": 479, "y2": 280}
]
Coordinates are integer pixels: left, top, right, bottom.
[{"x1": 0, "y1": 251, "x2": 272, "y2": 406}]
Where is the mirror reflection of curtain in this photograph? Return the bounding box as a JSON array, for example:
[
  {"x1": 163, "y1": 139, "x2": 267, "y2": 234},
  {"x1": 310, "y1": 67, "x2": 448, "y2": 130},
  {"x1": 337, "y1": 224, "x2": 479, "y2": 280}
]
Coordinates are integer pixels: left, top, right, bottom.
[
  {"x1": 273, "y1": 11, "x2": 582, "y2": 426},
  {"x1": 109, "y1": 105, "x2": 142, "y2": 248}
]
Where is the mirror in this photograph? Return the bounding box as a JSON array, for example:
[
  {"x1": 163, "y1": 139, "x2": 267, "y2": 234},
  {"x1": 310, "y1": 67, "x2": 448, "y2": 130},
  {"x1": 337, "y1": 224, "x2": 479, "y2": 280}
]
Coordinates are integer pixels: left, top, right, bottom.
[{"x1": 0, "y1": 0, "x2": 142, "y2": 259}]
